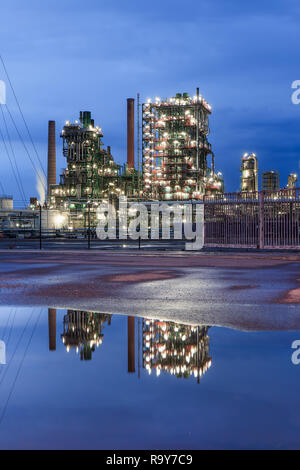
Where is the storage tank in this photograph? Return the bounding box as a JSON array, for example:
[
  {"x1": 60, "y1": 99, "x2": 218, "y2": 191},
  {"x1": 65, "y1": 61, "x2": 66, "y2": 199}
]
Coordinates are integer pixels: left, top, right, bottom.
[{"x1": 0, "y1": 197, "x2": 13, "y2": 210}]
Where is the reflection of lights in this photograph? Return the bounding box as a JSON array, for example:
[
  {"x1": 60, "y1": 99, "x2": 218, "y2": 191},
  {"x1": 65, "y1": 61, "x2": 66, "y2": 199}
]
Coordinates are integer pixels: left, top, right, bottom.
[
  {"x1": 143, "y1": 319, "x2": 211, "y2": 381},
  {"x1": 62, "y1": 311, "x2": 111, "y2": 361}
]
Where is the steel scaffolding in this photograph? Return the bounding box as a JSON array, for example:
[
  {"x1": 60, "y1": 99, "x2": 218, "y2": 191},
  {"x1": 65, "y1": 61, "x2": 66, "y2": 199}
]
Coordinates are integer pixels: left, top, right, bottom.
[{"x1": 142, "y1": 90, "x2": 223, "y2": 200}]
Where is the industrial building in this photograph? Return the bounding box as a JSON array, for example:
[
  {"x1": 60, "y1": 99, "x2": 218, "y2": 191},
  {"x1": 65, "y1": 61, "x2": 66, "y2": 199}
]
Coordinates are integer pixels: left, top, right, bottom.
[
  {"x1": 0, "y1": 195, "x2": 40, "y2": 236},
  {"x1": 239, "y1": 154, "x2": 298, "y2": 195},
  {"x1": 43, "y1": 92, "x2": 224, "y2": 231},
  {"x1": 49, "y1": 111, "x2": 138, "y2": 215},
  {"x1": 142, "y1": 90, "x2": 224, "y2": 200},
  {"x1": 240, "y1": 153, "x2": 258, "y2": 192},
  {"x1": 262, "y1": 171, "x2": 280, "y2": 192},
  {"x1": 287, "y1": 173, "x2": 298, "y2": 189}
]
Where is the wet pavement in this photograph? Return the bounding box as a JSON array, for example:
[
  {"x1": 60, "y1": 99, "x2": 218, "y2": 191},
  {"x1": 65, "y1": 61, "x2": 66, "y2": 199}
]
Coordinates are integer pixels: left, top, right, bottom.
[
  {"x1": 0, "y1": 251, "x2": 300, "y2": 449},
  {"x1": 0, "y1": 307, "x2": 299, "y2": 449},
  {"x1": 0, "y1": 251, "x2": 300, "y2": 330}
]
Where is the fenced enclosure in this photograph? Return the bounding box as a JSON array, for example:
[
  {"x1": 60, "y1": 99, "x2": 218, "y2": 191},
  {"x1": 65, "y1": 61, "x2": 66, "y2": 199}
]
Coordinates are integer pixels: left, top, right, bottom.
[
  {"x1": 2, "y1": 192, "x2": 300, "y2": 250},
  {"x1": 204, "y1": 189, "x2": 300, "y2": 249}
]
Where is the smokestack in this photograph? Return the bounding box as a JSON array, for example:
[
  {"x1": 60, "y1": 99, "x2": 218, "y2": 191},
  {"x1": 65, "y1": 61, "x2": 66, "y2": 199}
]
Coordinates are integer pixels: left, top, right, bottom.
[
  {"x1": 47, "y1": 121, "x2": 56, "y2": 199},
  {"x1": 48, "y1": 308, "x2": 56, "y2": 351},
  {"x1": 107, "y1": 146, "x2": 111, "y2": 155},
  {"x1": 128, "y1": 316, "x2": 135, "y2": 373},
  {"x1": 127, "y1": 98, "x2": 135, "y2": 169}
]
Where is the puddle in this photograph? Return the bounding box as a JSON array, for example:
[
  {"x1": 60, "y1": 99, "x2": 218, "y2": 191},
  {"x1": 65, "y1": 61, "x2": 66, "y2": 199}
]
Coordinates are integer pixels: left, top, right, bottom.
[{"x1": 0, "y1": 307, "x2": 299, "y2": 449}]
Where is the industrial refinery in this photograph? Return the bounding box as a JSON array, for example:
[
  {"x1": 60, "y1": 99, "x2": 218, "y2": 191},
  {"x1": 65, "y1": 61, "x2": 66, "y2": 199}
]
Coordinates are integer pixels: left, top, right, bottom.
[
  {"x1": 47, "y1": 89, "x2": 224, "y2": 219},
  {"x1": 239, "y1": 153, "x2": 297, "y2": 194},
  {"x1": 142, "y1": 90, "x2": 224, "y2": 200},
  {"x1": 0, "y1": 88, "x2": 299, "y2": 238},
  {"x1": 0, "y1": 89, "x2": 226, "y2": 234}
]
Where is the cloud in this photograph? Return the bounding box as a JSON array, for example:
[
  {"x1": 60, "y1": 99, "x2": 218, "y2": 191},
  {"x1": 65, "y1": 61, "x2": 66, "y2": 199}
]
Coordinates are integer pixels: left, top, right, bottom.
[{"x1": 0, "y1": 0, "x2": 300, "y2": 197}]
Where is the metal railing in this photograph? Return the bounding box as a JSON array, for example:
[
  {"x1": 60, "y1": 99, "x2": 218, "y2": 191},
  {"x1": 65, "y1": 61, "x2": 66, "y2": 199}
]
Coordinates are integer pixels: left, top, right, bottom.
[{"x1": 204, "y1": 189, "x2": 300, "y2": 249}]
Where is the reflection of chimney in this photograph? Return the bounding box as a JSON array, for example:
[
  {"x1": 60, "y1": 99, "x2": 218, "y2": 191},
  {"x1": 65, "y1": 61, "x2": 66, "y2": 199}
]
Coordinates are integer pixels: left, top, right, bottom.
[
  {"x1": 48, "y1": 308, "x2": 56, "y2": 351},
  {"x1": 47, "y1": 121, "x2": 56, "y2": 199},
  {"x1": 127, "y1": 98, "x2": 135, "y2": 169},
  {"x1": 128, "y1": 316, "x2": 135, "y2": 373}
]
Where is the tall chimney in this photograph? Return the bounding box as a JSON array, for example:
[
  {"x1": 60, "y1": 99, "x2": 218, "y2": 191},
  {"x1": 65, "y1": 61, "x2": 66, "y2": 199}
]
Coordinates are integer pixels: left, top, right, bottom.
[
  {"x1": 127, "y1": 98, "x2": 135, "y2": 169},
  {"x1": 48, "y1": 308, "x2": 56, "y2": 351},
  {"x1": 128, "y1": 316, "x2": 135, "y2": 373},
  {"x1": 47, "y1": 121, "x2": 56, "y2": 199}
]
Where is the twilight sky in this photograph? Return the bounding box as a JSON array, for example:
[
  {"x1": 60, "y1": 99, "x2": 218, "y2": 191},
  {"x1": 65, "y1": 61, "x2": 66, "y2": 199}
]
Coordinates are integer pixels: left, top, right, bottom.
[{"x1": 1, "y1": 0, "x2": 300, "y2": 201}]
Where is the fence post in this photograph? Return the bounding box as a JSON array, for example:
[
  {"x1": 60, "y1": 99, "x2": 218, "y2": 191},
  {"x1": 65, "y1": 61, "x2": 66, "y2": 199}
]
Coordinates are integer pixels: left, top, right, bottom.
[{"x1": 259, "y1": 191, "x2": 264, "y2": 249}]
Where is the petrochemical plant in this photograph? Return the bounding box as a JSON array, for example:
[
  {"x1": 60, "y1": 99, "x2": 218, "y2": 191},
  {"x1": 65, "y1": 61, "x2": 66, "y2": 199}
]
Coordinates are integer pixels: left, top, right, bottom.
[
  {"x1": 47, "y1": 89, "x2": 225, "y2": 219},
  {"x1": 240, "y1": 152, "x2": 297, "y2": 194},
  {"x1": 142, "y1": 90, "x2": 223, "y2": 200},
  {"x1": 0, "y1": 88, "x2": 298, "y2": 235}
]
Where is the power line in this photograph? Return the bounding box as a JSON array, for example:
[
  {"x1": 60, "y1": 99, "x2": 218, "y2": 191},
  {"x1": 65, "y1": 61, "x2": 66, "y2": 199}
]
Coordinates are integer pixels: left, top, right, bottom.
[
  {"x1": 0, "y1": 309, "x2": 42, "y2": 426},
  {"x1": 0, "y1": 105, "x2": 27, "y2": 203},
  {"x1": 0, "y1": 113, "x2": 27, "y2": 203},
  {"x1": 5, "y1": 309, "x2": 17, "y2": 347},
  {"x1": 0, "y1": 309, "x2": 35, "y2": 390},
  {"x1": 0, "y1": 180, "x2": 5, "y2": 195},
  {"x1": 5, "y1": 104, "x2": 46, "y2": 190},
  {"x1": 0, "y1": 308, "x2": 14, "y2": 344},
  {"x1": 0, "y1": 309, "x2": 17, "y2": 379},
  {"x1": 0, "y1": 55, "x2": 46, "y2": 178}
]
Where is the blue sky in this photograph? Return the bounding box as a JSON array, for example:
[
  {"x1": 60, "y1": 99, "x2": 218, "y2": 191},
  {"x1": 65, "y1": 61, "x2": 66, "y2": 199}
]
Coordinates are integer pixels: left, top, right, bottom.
[{"x1": 1, "y1": 0, "x2": 300, "y2": 201}]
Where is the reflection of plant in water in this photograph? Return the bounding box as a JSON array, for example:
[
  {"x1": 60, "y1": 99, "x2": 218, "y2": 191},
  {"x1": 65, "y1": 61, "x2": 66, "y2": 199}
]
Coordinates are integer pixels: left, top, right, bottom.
[
  {"x1": 61, "y1": 311, "x2": 111, "y2": 361},
  {"x1": 143, "y1": 319, "x2": 211, "y2": 381}
]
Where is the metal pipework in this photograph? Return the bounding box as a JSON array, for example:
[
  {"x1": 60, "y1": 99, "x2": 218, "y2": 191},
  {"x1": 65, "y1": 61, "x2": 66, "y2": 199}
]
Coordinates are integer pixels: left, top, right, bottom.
[{"x1": 127, "y1": 98, "x2": 135, "y2": 169}]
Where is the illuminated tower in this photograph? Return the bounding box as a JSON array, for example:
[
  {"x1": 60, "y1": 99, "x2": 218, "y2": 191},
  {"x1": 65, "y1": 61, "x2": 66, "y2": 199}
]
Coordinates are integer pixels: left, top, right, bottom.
[
  {"x1": 49, "y1": 112, "x2": 122, "y2": 207},
  {"x1": 143, "y1": 319, "x2": 211, "y2": 381},
  {"x1": 49, "y1": 111, "x2": 138, "y2": 217},
  {"x1": 61, "y1": 310, "x2": 111, "y2": 361},
  {"x1": 240, "y1": 153, "x2": 258, "y2": 192},
  {"x1": 142, "y1": 90, "x2": 218, "y2": 200},
  {"x1": 287, "y1": 173, "x2": 298, "y2": 189},
  {"x1": 262, "y1": 170, "x2": 280, "y2": 192}
]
